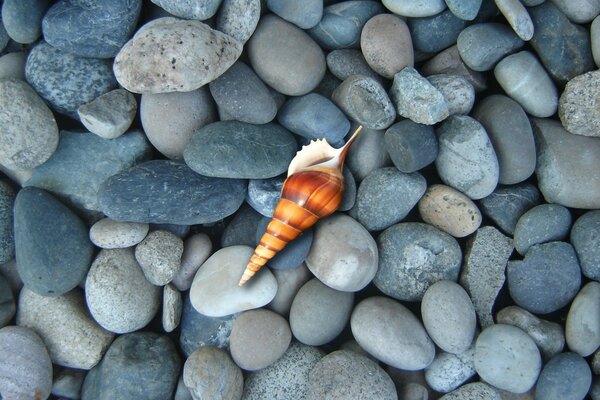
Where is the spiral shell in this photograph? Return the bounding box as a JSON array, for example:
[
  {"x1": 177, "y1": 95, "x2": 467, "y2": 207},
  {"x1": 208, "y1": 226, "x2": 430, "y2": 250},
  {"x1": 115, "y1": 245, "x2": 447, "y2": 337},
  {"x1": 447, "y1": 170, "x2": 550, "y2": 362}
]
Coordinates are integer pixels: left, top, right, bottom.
[{"x1": 239, "y1": 126, "x2": 362, "y2": 286}]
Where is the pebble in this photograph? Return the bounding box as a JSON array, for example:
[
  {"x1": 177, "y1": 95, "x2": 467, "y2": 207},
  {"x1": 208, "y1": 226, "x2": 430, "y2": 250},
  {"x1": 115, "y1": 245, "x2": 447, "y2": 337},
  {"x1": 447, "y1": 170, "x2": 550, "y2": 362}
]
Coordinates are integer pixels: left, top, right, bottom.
[
  {"x1": 422, "y1": 44, "x2": 487, "y2": 92},
  {"x1": 14, "y1": 187, "x2": 93, "y2": 296},
  {"x1": 172, "y1": 233, "x2": 212, "y2": 291},
  {"x1": 408, "y1": 9, "x2": 467, "y2": 54},
  {"x1": 221, "y1": 204, "x2": 264, "y2": 248},
  {"x1": 162, "y1": 284, "x2": 182, "y2": 333},
  {"x1": 114, "y1": 17, "x2": 242, "y2": 93},
  {"x1": 25, "y1": 41, "x2": 116, "y2": 118},
  {"x1": 183, "y1": 346, "x2": 243, "y2": 399},
  {"x1": 25, "y1": 130, "x2": 151, "y2": 214},
  {"x1": 141, "y1": 87, "x2": 216, "y2": 159},
  {"x1": 209, "y1": 61, "x2": 277, "y2": 125},
  {"x1": 477, "y1": 183, "x2": 540, "y2": 235},
  {"x1": 593, "y1": 16, "x2": 600, "y2": 68},
  {"x1": 256, "y1": 217, "x2": 313, "y2": 270},
  {"x1": 0, "y1": 181, "x2": 14, "y2": 265},
  {"x1": 445, "y1": 0, "x2": 482, "y2": 20},
  {"x1": 216, "y1": 0, "x2": 261, "y2": 44},
  {"x1": 428, "y1": 74, "x2": 475, "y2": 116},
  {"x1": 513, "y1": 204, "x2": 572, "y2": 255},
  {"x1": 391, "y1": 67, "x2": 449, "y2": 125},
  {"x1": 507, "y1": 241, "x2": 581, "y2": 314},
  {"x1": 0, "y1": 51, "x2": 26, "y2": 79},
  {"x1": 382, "y1": 0, "x2": 446, "y2": 17},
  {"x1": 51, "y1": 368, "x2": 86, "y2": 400},
  {"x1": 361, "y1": 14, "x2": 414, "y2": 79},
  {"x1": 246, "y1": 175, "x2": 285, "y2": 217},
  {"x1": 190, "y1": 245, "x2": 277, "y2": 317},
  {"x1": 230, "y1": 309, "x2": 291, "y2": 370},
  {"x1": 376, "y1": 222, "x2": 462, "y2": 301},
  {"x1": 0, "y1": 326, "x2": 52, "y2": 400},
  {"x1": 460, "y1": 226, "x2": 514, "y2": 328},
  {"x1": 0, "y1": 78, "x2": 58, "y2": 170},
  {"x1": 85, "y1": 248, "x2": 161, "y2": 334},
  {"x1": 0, "y1": 275, "x2": 14, "y2": 327},
  {"x1": 425, "y1": 347, "x2": 477, "y2": 393},
  {"x1": 307, "y1": 350, "x2": 397, "y2": 400},
  {"x1": 571, "y1": 211, "x2": 600, "y2": 280},
  {"x1": 99, "y1": 160, "x2": 247, "y2": 224},
  {"x1": 440, "y1": 382, "x2": 501, "y2": 400},
  {"x1": 345, "y1": 126, "x2": 391, "y2": 181},
  {"x1": 17, "y1": 288, "x2": 114, "y2": 369},
  {"x1": 472, "y1": 94, "x2": 535, "y2": 184},
  {"x1": 42, "y1": 0, "x2": 141, "y2": 58},
  {"x1": 305, "y1": 214, "x2": 378, "y2": 292},
  {"x1": 242, "y1": 341, "x2": 324, "y2": 399},
  {"x1": 269, "y1": 264, "x2": 312, "y2": 316},
  {"x1": 528, "y1": 2, "x2": 596, "y2": 83},
  {"x1": 351, "y1": 296, "x2": 435, "y2": 370},
  {"x1": 248, "y1": 14, "x2": 325, "y2": 96},
  {"x1": 535, "y1": 352, "x2": 592, "y2": 400},
  {"x1": 419, "y1": 184, "x2": 482, "y2": 238},
  {"x1": 531, "y1": 118, "x2": 600, "y2": 209},
  {"x1": 175, "y1": 375, "x2": 193, "y2": 400},
  {"x1": 474, "y1": 324, "x2": 541, "y2": 393},
  {"x1": 184, "y1": 121, "x2": 297, "y2": 179},
  {"x1": 435, "y1": 115, "x2": 499, "y2": 200},
  {"x1": 267, "y1": 0, "x2": 322, "y2": 29},
  {"x1": 496, "y1": 306, "x2": 565, "y2": 360},
  {"x1": 135, "y1": 230, "x2": 183, "y2": 286},
  {"x1": 278, "y1": 93, "x2": 350, "y2": 143},
  {"x1": 495, "y1": 0, "x2": 534, "y2": 40},
  {"x1": 150, "y1": 0, "x2": 221, "y2": 19},
  {"x1": 355, "y1": 167, "x2": 427, "y2": 231},
  {"x1": 551, "y1": 0, "x2": 600, "y2": 23},
  {"x1": 81, "y1": 332, "x2": 180, "y2": 400},
  {"x1": 457, "y1": 23, "x2": 524, "y2": 71},
  {"x1": 1, "y1": 0, "x2": 49, "y2": 44},
  {"x1": 326, "y1": 49, "x2": 382, "y2": 83},
  {"x1": 566, "y1": 281, "x2": 600, "y2": 357},
  {"x1": 78, "y1": 89, "x2": 137, "y2": 139},
  {"x1": 308, "y1": 1, "x2": 384, "y2": 49},
  {"x1": 384, "y1": 120, "x2": 437, "y2": 174},
  {"x1": 332, "y1": 76, "x2": 396, "y2": 130},
  {"x1": 89, "y1": 218, "x2": 149, "y2": 249},
  {"x1": 559, "y1": 70, "x2": 600, "y2": 137}
]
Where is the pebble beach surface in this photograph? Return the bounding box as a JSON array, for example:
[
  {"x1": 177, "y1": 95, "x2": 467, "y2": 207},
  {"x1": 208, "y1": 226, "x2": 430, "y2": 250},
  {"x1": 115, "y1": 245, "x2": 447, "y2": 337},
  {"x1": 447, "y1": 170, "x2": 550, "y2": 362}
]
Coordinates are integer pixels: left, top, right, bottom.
[{"x1": 0, "y1": 0, "x2": 599, "y2": 399}]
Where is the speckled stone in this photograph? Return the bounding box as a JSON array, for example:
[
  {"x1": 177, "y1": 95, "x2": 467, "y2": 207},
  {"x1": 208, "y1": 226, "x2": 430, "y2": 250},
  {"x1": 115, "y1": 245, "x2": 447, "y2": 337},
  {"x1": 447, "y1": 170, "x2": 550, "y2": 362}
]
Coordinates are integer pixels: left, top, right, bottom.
[
  {"x1": 162, "y1": 284, "x2": 182, "y2": 333},
  {"x1": 571, "y1": 210, "x2": 600, "y2": 280},
  {"x1": 0, "y1": 181, "x2": 15, "y2": 265},
  {"x1": 428, "y1": 74, "x2": 475, "y2": 116},
  {"x1": 422, "y1": 44, "x2": 487, "y2": 92},
  {"x1": 566, "y1": 281, "x2": 600, "y2": 357},
  {"x1": 134, "y1": 230, "x2": 183, "y2": 286},
  {"x1": 559, "y1": 70, "x2": 600, "y2": 138},
  {"x1": 183, "y1": 346, "x2": 243, "y2": 400},
  {"x1": 326, "y1": 49, "x2": 382, "y2": 83},
  {"x1": 408, "y1": 9, "x2": 467, "y2": 54},
  {"x1": 439, "y1": 382, "x2": 501, "y2": 400},
  {"x1": 445, "y1": 0, "x2": 482, "y2": 20},
  {"x1": 513, "y1": 204, "x2": 572, "y2": 255},
  {"x1": 457, "y1": 23, "x2": 524, "y2": 71},
  {"x1": 89, "y1": 218, "x2": 149, "y2": 249},
  {"x1": 425, "y1": 347, "x2": 477, "y2": 393},
  {"x1": 384, "y1": 120, "x2": 438, "y2": 173},
  {"x1": 78, "y1": 88, "x2": 137, "y2": 139},
  {"x1": 216, "y1": 0, "x2": 260, "y2": 44}
]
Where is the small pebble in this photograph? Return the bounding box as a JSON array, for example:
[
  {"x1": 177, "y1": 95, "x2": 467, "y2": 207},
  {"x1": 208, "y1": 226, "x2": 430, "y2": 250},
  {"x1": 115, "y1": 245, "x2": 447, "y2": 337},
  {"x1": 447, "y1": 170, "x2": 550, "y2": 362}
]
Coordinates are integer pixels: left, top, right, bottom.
[
  {"x1": 425, "y1": 347, "x2": 477, "y2": 393},
  {"x1": 1, "y1": 0, "x2": 49, "y2": 44},
  {"x1": 183, "y1": 346, "x2": 243, "y2": 400},
  {"x1": 559, "y1": 70, "x2": 600, "y2": 137},
  {"x1": 0, "y1": 51, "x2": 26, "y2": 79},
  {"x1": 440, "y1": 382, "x2": 501, "y2": 400},
  {"x1": 135, "y1": 230, "x2": 184, "y2": 286},
  {"x1": 495, "y1": 0, "x2": 534, "y2": 40},
  {"x1": 162, "y1": 284, "x2": 182, "y2": 333},
  {"x1": 267, "y1": 0, "x2": 322, "y2": 29},
  {"x1": 565, "y1": 281, "x2": 600, "y2": 357},
  {"x1": 256, "y1": 217, "x2": 313, "y2": 270},
  {"x1": 326, "y1": 49, "x2": 382, "y2": 83},
  {"x1": 408, "y1": 9, "x2": 467, "y2": 54},
  {"x1": 535, "y1": 352, "x2": 592, "y2": 400},
  {"x1": 89, "y1": 218, "x2": 149, "y2": 249},
  {"x1": 422, "y1": 44, "x2": 487, "y2": 91},
  {"x1": 216, "y1": 0, "x2": 261, "y2": 44},
  {"x1": 445, "y1": 0, "x2": 482, "y2": 20},
  {"x1": 571, "y1": 210, "x2": 600, "y2": 280},
  {"x1": 151, "y1": 0, "x2": 221, "y2": 19},
  {"x1": 172, "y1": 233, "x2": 212, "y2": 291},
  {"x1": 513, "y1": 204, "x2": 572, "y2": 255},
  {"x1": 384, "y1": 120, "x2": 438, "y2": 173},
  {"x1": 457, "y1": 23, "x2": 524, "y2": 71},
  {"x1": 477, "y1": 183, "x2": 540, "y2": 235},
  {"x1": 346, "y1": 125, "x2": 392, "y2": 181},
  {"x1": 428, "y1": 74, "x2": 475, "y2": 116},
  {"x1": 382, "y1": 0, "x2": 446, "y2": 17},
  {"x1": 77, "y1": 88, "x2": 137, "y2": 139},
  {"x1": 268, "y1": 263, "x2": 312, "y2": 316}
]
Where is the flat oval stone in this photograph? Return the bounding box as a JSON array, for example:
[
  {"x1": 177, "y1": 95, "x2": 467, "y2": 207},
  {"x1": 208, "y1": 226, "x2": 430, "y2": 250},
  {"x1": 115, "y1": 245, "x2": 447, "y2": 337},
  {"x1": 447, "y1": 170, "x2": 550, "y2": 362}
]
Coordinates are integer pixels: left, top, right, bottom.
[
  {"x1": 571, "y1": 210, "x2": 600, "y2": 280},
  {"x1": 382, "y1": 0, "x2": 446, "y2": 17},
  {"x1": 99, "y1": 160, "x2": 246, "y2": 225},
  {"x1": 445, "y1": 0, "x2": 482, "y2": 20},
  {"x1": 216, "y1": 0, "x2": 261, "y2": 44},
  {"x1": 536, "y1": 352, "x2": 592, "y2": 400},
  {"x1": 408, "y1": 9, "x2": 467, "y2": 54},
  {"x1": 351, "y1": 296, "x2": 435, "y2": 370},
  {"x1": 513, "y1": 204, "x2": 572, "y2": 255},
  {"x1": 135, "y1": 230, "x2": 183, "y2": 286},
  {"x1": 474, "y1": 324, "x2": 541, "y2": 393},
  {"x1": 566, "y1": 281, "x2": 600, "y2": 357},
  {"x1": 150, "y1": 0, "x2": 221, "y2": 19},
  {"x1": 172, "y1": 233, "x2": 212, "y2": 291},
  {"x1": 384, "y1": 120, "x2": 438, "y2": 173},
  {"x1": 190, "y1": 245, "x2": 277, "y2": 317},
  {"x1": 90, "y1": 218, "x2": 149, "y2": 249},
  {"x1": 25, "y1": 41, "x2": 116, "y2": 118},
  {"x1": 114, "y1": 17, "x2": 242, "y2": 94},
  {"x1": 267, "y1": 0, "x2": 322, "y2": 29},
  {"x1": 1, "y1": 0, "x2": 49, "y2": 44},
  {"x1": 183, "y1": 346, "x2": 243, "y2": 400},
  {"x1": 248, "y1": 14, "x2": 325, "y2": 96},
  {"x1": 78, "y1": 88, "x2": 137, "y2": 140},
  {"x1": 457, "y1": 23, "x2": 524, "y2": 71},
  {"x1": 184, "y1": 121, "x2": 297, "y2": 179},
  {"x1": 85, "y1": 248, "x2": 161, "y2": 334},
  {"x1": 425, "y1": 348, "x2": 477, "y2": 393},
  {"x1": 305, "y1": 213, "x2": 378, "y2": 292},
  {"x1": 256, "y1": 217, "x2": 313, "y2": 270},
  {"x1": 0, "y1": 78, "x2": 58, "y2": 169},
  {"x1": 559, "y1": 70, "x2": 600, "y2": 137}
]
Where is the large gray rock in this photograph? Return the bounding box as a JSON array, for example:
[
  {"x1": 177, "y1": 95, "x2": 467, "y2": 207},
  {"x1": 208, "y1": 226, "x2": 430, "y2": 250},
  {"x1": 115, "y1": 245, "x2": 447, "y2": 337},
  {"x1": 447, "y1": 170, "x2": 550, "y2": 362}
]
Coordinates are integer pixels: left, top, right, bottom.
[{"x1": 0, "y1": 181, "x2": 15, "y2": 265}]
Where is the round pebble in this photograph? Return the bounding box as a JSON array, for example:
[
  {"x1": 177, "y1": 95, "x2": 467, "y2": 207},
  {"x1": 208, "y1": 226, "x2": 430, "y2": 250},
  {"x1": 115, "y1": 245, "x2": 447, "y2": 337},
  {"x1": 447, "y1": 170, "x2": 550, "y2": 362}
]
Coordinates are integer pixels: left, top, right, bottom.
[
  {"x1": 559, "y1": 70, "x2": 600, "y2": 137},
  {"x1": 571, "y1": 210, "x2": 600, "y2": 280},
  {"x1": 513, "y1": 204, "x2": 572, "y2": 255},
  {"x1": 0, "y1": 51, "x2": 27, "y2": 79},
  {"x1": 457, "y1": 23, "x2": 524, "y2": 71},
  {"x1": 566, "y1": 281, "x2": 600, "y2": 357},
  {"x1": 77, "y1": 88, "x2": 137, "y2": 139},
  {"x1": 255, "y1": 217, "x2": 313, "y2": 270},
  {"x1": 89, "y1": 218, "x2": 149, "y2": 249},
  {"x1": 172, "y1": 233, "x2": 212, "y2": 291},
  {"x1": 135, "y1": 230, "x2": 184, "y2": 286},
  {"x1": 183, "y1": 346, "x2": 243, "y2": 400},
  {"x1": 216, "y1": 0, "x2": 261, "y2": 44},
  {"x1": 267, "y1": 0, "x2": 322, "y2": 29},
  {"x1": 268, "y1": 264, "x2": 311, "y2": 316},
  {"x1": 346, "y1": 125, "x2": 392, "y2": 181},
  {"x1": 425, "y1": 348, "x2": 477, "y2": 393},
  {"x1": 428, "y1": 74, "x2": 475, "y2": 116},
  {"x1": 1, "y1": 0, "x2": 49, "y2": 44},
  {"x1": 382, "y1": 0, "x2": 446, "y2": 17},
  {"x1": 384, "y1": 120, "x2": 438, "y2": 173},
  {"x1": 162, "y1": 284, "x2": 182, "y2": 333},
  {"x1": 230, "y1": 309, "x2": 292, "y2": 371},
  {"x1": 535, "y1": 352, "x2": 592, "y2": 400}
]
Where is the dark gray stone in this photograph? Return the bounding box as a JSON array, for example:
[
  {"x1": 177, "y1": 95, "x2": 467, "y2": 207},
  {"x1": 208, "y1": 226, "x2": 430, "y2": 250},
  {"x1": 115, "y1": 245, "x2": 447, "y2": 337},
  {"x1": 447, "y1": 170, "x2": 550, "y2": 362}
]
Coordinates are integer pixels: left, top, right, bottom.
[
  {"x1": 478, "y1": 183, "x2": 541, "y2": 235},
  {"x1": 255, "y1": 217, "x2": 313, "y2": 270},
  {"x1": 81, "y1": 332, "x2": 180, "y2": 400},
  {"x1": 345, "y1": 125, "x2": 392, "y2": 181},
  {"x1": 25, "y1": 131, "x2": 152, "y2": 214},
  {"x1": 326, "y1": 49, "x2": 382, "y2": 84},
  {"x1": 221, "y1": 203, "x2": 264, "y2": 248},
  {"x1": 150, "y1": 0, "x2": 221, "y2": 19},
  {"x1": 308, "y1": 1, "x2": 384, "y2": 50},
  {"x1": 14, "y1": 187, "x2": 93, "y2": 296},
  {"x1": 42, "y1": 0, "x2": 141, "y2": 58},
  {"x1": 25, "y1": 41, "x2": 117, "y2": 118},
  {"x1": 0, "y1": 274, "x2": 15, "y2": 328},
  {"x1": 508, "y1": 242, "x2": 581, "y2": 314},
  {"x1": 1, "y1": 0, "x2": 50, "y2": 44},
  {"x1": 457, "y1": 23, "x2": 524, "y2": 71},
  {"x1": 267, "y1": 0, "x2": 322, "y2": 29},
  {"x1": 0, "y1": 181, "x2": 15, "y2": 264},
  {"x1": 339, "y1": 167, "x2": 357, "y2": 212},
  {"x1": 535, "y1": 352, "x2": 592, "y2": 400},
  {"x1": 246, "y1": 175, "x2": 285, "y2": 217},
  {"x1": 183, "y1": 121, "x2": 297, "y2": 179},
  {"x1": 408, "y1": 9, "x2": 467, "y2": 53},
  {"x1": 445, "y1": 0, "x2": 482, "y2": 20},
  {"x1": 98, "y1": 160, "x2": 247, "y2": 225},
  {"x1": 571, "y1": 210, "x2": 600, "y2": 281},
  {"x1": 513, "y1": 204, "x2": 572, "y2": 255},
  {"x1": 384, "y1": 120, "x2": 438, "y2": 173}
]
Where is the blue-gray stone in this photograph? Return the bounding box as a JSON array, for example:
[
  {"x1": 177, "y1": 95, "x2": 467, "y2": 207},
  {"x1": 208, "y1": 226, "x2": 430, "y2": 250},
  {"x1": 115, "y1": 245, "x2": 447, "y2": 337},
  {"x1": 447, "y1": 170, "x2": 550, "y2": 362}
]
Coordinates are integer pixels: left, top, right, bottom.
[
  {"x1": 98, "y1": 160, "x2": 247, "y2": 225},
  {"x1": 445, "y1": 0, "x2": 482, "y2": 20},
  {"x1": 355, "y1": 167, "x2": 427, "y2": 231},
  {"x1": 25, "y1": 41, "x2": 117, "y2": 118},
  {"x1": 150, "y1": 0, "x2": 222, "y2": 20},
  {"x1": 0, "y1": 274, "x2": 15, "y2": 328},
  {"x1": 408, "y1": 9, "x2": 467, "y2": 53},
  {"x1": 1, "y1": 0, "x2": 50, "y2": 44},
  {"x1": 42, "y1": 0, "x2": 141, "y2": 58},
  {"x1": 457, "y1": 23, "x2": 524, "y2": 71},
  {"x1": 14, "y1": 187, "x2": 93, "y2": 297},
  {"x1": 507, "y1": 241, "x2": 581, "y2": 314},
  {"x1": 308, "y1": 1, "x2": 385, "y2": 50},
  {"x1": 570, "y1": 210, "x2": 600, "y2": 281},
  {"x1": 221, "y1": 203, "x2": 264, "y2": 248},
  {"x1": 384, "y1": 120, "x2": 438, "y2": 173},
  {"x1": 0, "y1": 181, "x2": 15, "y2": 264},
  {"x1": 478, "y1": 183, "x2": 541, "y2": 235},
  {"x1": 529, "y1": 2, "x2": 596, "y2": 84},
  {"x1": 81, "y1": 332, "x2": 180, "y2": 400},
  {"x1": 513, "y1": 204, "x2": 572, "y2": 256},
  {"x1": 255, "y1": 217, "x2": 313, "y2": 270},
  {"x1": 267, "y1": 0, "x2": 322, "y2": 29},
  {"x1": 180, "y1": 293, "x2": 235, "y2": 357},
  {"x1": 0, "y1": 16, "x2": 8, "y2": 51},
  {"x1": 313, "y1": 71, "x2": 342, "y2": 100},
  {"x1": 183, "y1": 121, "x2": 297, "y2": 179},
  {"x1": 535, "y1": 352, "x2": 592, "y2": 400},
  {"x1": 339, "y1": 167, "x2": 356, "y2": 212},
  {"x1": 326, "y1": 49, "x2": 382, "y2": 84},
  {"x1": 25, "y1": 131, "x2": 152, "y2": 215},
  {"x1": 246, "y1": 175, "x2": 285, "y2": 217},
  {"x1": 278, "y1": 93, "x2": 351, "y2": 143},
  {"x1": 150, "y1": 223, "x2": 190, "y2": 238},
  {"x1": 375, "y1": 222, "x2": 462, "y2": 301}
]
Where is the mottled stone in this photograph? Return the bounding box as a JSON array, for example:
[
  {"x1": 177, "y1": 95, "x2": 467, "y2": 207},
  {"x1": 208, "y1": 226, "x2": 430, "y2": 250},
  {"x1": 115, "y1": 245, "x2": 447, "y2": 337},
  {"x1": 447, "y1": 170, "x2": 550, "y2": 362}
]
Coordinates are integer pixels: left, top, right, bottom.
[
  {"x1": 216, "y1": 0, "x2": 260, "y2": 44},
  {"x1": 78, "y1": 89, "x2": 137, "y2": 139},
  {"x1": 477, "y1": 183, "x2": 540, "y2": 235},
  {"x1": 246, "y1": 175, "x2": 285, "y2": 217},
  {"x1": 183, "y1": 346, "x2": 243, "y2": 400},
  {"x1": 440, "y1": 382, "x2": 501, "y2": 400},
  {"x1": 457, "y1": 23, "x2": 524, "y2": 71},
  {"x1": 89, "y1": 218, "x2": 149, "y2": 249},
  {"x1": 513, "y1": 204, "x2": 572, "y2": 255},
  {"x1": 565, "y1": 281, "x2": 600, "y2": 357},
  {"x1": 571, "y1": 210, "x2": 600, "y2": 280},
  {"x1": 162, "y1": 284, "x2": 182, "y2": 333},
  {"x1": 0, "y1": 181, "x2": 14, "y2": 265},
  {"x1": 428, "y1": 74, "x2": 475, "y2": 116},
  {"x1": 425, "y1": 347, "x2": 477, "y2": 393},
  {"x1": 408, "y1": 9, "x2": 467, "y2": 54},
  {"x1": 559, "y1": 70, "x2": 600, "y2": 137},
  {"x1": 535, "y1": 352, "x2": 592, "y2": 400}
]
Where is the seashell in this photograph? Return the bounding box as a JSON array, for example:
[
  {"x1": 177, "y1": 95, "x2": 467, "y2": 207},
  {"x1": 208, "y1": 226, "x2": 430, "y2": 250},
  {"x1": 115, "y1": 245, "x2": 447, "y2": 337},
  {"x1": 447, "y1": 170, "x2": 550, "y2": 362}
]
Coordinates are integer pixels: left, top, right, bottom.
[{"x1": 239, "y1": 126, "x2": 363, "y2": 286}]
